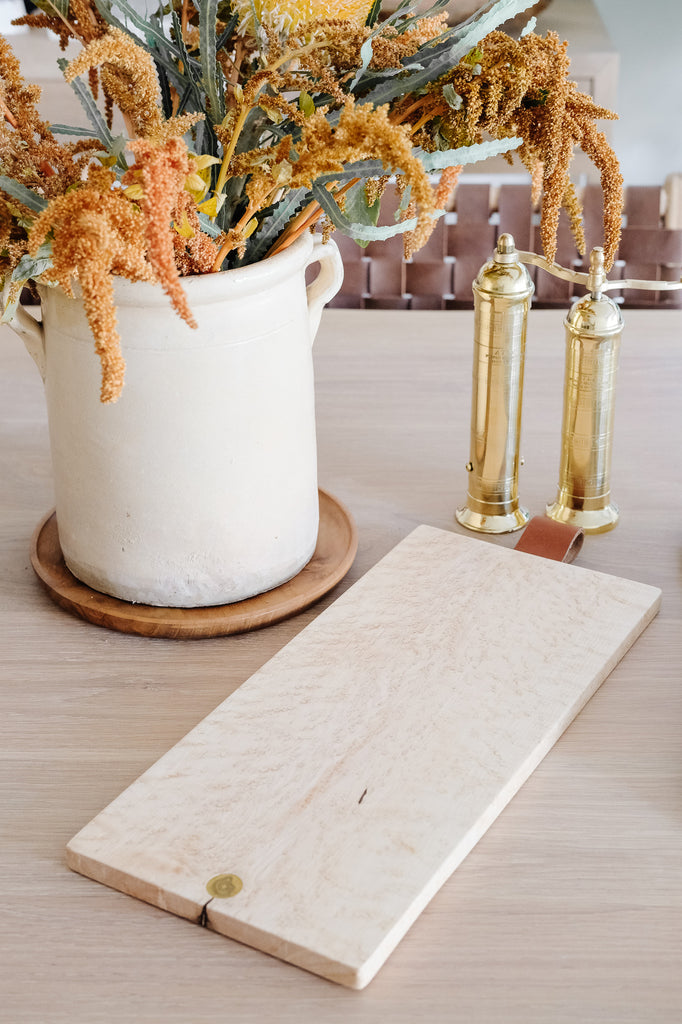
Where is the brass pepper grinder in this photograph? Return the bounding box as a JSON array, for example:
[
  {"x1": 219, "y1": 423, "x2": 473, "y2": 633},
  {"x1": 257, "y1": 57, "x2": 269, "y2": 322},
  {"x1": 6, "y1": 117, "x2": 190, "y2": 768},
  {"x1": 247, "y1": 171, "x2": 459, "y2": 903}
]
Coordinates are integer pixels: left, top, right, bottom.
[
  {"x1": 546, "y1": 248, "x2": 623, "y2": 533},
  {"x1": 457, "y1": 239, "x2": 682, "y2": 537},
  {"x1": 456, "y1": 233, "x2": 534, "y2": 534}
]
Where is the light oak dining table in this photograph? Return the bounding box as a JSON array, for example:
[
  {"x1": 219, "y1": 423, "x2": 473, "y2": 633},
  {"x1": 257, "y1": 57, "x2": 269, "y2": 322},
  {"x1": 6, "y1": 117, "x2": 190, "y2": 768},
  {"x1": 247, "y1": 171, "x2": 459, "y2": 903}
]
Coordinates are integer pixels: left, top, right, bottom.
[{"x1": 1, "y1": 307, "x2": 681, "y2": 1023}]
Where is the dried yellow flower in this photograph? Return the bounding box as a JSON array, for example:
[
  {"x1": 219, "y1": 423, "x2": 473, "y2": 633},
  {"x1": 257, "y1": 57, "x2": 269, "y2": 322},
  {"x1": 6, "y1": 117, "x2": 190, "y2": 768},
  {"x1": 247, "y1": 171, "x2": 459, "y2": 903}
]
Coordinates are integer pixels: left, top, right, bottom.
[
  {"x1": 172, "y1": 191, "x2": 223, "y2": 275},
  {"x1": 234, "y1": 98, "x2": 438, "y2": 262},
  {"x1": 400, "y1": 29, "x2": 623, "y2": 266},
  {"x1": 65, "y1": 27, "x2": 164, "y2": 140},
  {"x1": 126, "y1": 137, "x2": 196, "y2": 327},
  {"x1": 28, "y1": 167, "x2": 152, "y2": 403},
  {"x1": 0, "y1": 33, "x2": 99, "y2": 277}
]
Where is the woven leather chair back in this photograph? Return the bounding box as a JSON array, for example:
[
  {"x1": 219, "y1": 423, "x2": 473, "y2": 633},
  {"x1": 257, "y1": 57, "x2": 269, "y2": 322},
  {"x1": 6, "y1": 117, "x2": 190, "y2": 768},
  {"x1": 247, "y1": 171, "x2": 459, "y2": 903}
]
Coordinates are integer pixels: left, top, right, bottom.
[{"x1": 326, "y1": 184, "x2": 682, "y2": 310}]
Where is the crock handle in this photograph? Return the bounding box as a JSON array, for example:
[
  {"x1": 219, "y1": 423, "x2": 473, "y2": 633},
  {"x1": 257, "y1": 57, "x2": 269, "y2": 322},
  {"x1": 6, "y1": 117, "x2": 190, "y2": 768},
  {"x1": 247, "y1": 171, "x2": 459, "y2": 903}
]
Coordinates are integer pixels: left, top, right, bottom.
[
  {"x1": 305, "y1": 237, "x2": 344, "y2": 343},
  {"x1": 3, "y1": 291, "x2": 46, "y2": 380}
]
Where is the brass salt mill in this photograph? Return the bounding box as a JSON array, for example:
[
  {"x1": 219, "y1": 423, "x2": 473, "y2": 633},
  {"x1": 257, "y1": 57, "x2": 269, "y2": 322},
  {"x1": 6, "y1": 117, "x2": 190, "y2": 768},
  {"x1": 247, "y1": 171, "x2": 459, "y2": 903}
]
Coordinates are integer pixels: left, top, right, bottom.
[
  {"x1": 528, "y1": 246, "x2": 682, "y2": 533},
  {"x1": 458, "y1": 239, "x2": 682, "y2": 535},
  {"x1": 455, "y1": 233, "x2": 534, "y2": 534},
  {"x1": 545, "y1": 248, "x2": 622, "y2": 532}
]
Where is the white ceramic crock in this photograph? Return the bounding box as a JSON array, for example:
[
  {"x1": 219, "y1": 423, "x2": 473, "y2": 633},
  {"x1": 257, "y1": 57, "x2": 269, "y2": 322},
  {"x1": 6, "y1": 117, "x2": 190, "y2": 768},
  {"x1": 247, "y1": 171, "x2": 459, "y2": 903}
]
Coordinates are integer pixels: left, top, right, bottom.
[{"x1": 9, "y1": 232, "x2": 343, "y2": 606}]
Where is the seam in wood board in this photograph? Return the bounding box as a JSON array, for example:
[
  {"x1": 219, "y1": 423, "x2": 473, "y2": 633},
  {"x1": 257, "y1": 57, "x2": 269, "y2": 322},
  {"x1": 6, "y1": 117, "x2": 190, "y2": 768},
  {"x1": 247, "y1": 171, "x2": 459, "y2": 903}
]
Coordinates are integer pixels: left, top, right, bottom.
[{"x1": 198, "y1": 898, "x2": 214, "y2": 928}]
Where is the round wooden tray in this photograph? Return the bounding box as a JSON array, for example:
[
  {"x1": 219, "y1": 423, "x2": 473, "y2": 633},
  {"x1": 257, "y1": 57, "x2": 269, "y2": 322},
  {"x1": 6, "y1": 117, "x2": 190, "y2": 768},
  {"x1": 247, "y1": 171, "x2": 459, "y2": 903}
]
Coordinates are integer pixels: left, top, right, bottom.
[{"x1": 30, "y1": 489, "x2": 358, "y2": 639}]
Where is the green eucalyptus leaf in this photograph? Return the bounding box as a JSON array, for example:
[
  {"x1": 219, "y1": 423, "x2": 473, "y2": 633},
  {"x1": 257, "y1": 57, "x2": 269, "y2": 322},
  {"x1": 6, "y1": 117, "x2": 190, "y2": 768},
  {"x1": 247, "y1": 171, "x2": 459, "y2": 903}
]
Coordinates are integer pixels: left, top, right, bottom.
[
  {"x1": 365, "y1": 0, "x2": 381, "y2": 26},
  {"x1": 0, "y1": 175, "x2": 48, "y2": 214},
  {"x1": 156, "y1": 58, "x2": 174, "y2": 120},
  {"x1": 1, "y1": 243, "x2": 52, "y2": 322},
  {"x1": 216, "y1": 12, "x2": 238, "y2": 52},
  {"x1": 94, "y1": 0, "x2": 182, "y2": 60},
  {"x1": 367, "y1": 66, "x2": 422, "y2": 81},
  {"x1": 242, "y1": 187, "x2": 311, "y2": 264},
  {"x1": 56, "y1": 60, "x2": 130, "y2": 170},
  {"x1": 315, "y1": 138, "x2": 522, "y2": 191},
  {"x1": 350, "y1": 0, "x2": 448, "y2": 98},
  {"x1": 168, "y1": 8, "x2": 220, "y2": 159},
  {"x1": 32, "y1": 0, "x2": 69, "y2": 18},
  {"x1": 198, "y1": 0, "x2": 226, "y2": 123},
  {"x1": 354, "y1": 0, "x2": 535, "y2": 104},
  {"x1": 314, "y1": 159, "x2": 393, "y2": 185},
  {"x1": 11, "y1": 243, "x2": 53, "y2": 284},
  {"x1": 381, "y1": 0, "x2": 446, "y2": 32},
  {"x1": 57, "y1": 57, "x2": 117, "y2": 152},
  {"x1": 49, "y1": 123, "x2": 100, "y2": 136},
  {"x1": 196, "y1": 212, "x2": 223, "y2": 238},
  {"x1": 170, "y1": 9, "x2": 206, "y2": 110},
  {"x1": 349, "y1": 36, "x2": 375, "y2": 91},
  {"x1": 108, "y1": 134, "x2": 130, "y2": 161},
  {"x1": 91, "y1": 0, "x2": 128, "y2": 33},
  {"x1": 343, "y1": 179, "x2": 382, "y2": 230},
  {"x1": 416, "y1": 136, "x2": 522, "y2": 172},
  {"x1": 312, "y1": 182, "x2": 446, "y2": 243},
  {"x1": 397, "y1": 184, "x2": 412, "y2": 215},
  {"x1": 442, "y1": 83, "x2": 463, "y2": 110}
]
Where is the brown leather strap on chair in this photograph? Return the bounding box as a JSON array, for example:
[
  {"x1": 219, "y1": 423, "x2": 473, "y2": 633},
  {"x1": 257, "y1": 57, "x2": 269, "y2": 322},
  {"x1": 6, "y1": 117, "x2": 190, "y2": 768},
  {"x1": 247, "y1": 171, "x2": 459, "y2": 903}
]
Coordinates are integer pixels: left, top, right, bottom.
[{"x1": 514, "y1": 516, "x2": 584, "y2": 564}]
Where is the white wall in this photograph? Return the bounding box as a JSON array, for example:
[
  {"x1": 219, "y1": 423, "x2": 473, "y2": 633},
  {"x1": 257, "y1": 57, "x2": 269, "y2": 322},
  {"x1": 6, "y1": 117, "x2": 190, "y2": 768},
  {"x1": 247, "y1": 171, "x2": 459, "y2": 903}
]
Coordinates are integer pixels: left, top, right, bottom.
[{"x1": 592, "y1": 0, "x2": 682, "y2": 184}]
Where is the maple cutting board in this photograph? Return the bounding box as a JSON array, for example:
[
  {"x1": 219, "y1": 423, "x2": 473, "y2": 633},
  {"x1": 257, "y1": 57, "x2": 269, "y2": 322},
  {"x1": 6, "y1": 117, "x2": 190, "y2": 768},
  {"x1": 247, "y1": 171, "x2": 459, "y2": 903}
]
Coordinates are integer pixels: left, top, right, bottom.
[{"x1": 66, "y1": 526, "x2": 661, "y2": 989}]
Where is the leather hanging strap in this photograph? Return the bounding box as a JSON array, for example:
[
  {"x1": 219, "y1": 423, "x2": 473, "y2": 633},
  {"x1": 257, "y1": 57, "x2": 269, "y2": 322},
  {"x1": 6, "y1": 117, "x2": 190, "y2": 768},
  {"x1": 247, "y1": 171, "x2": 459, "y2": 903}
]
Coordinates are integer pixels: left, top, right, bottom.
[{"x1": 514, "y1": 516, "x2": 584, "y2": 564}]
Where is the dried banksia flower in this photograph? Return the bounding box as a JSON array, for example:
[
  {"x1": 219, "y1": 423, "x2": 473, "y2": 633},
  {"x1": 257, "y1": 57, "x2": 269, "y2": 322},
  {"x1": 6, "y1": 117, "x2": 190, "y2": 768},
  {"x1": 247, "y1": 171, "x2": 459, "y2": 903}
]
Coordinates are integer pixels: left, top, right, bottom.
[{"x1": 233, "y1": 0, "x2": 373, "y2": 38}]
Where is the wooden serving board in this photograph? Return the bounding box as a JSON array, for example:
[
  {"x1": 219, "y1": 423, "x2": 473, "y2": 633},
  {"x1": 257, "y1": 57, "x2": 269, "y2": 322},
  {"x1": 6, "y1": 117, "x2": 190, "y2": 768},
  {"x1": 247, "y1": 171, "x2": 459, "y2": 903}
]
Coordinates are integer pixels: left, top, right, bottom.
[{"x1": 66, "y1": 526, "x2": 661, "y2": 988}]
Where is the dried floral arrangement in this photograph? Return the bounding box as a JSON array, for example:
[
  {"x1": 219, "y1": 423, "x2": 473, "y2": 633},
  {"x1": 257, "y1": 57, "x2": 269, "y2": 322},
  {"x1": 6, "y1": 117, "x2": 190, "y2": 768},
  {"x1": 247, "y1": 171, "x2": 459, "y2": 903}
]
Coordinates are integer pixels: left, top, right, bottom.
[{"x1": 1, "y1": 0, "x2": 623, "y2": 401}]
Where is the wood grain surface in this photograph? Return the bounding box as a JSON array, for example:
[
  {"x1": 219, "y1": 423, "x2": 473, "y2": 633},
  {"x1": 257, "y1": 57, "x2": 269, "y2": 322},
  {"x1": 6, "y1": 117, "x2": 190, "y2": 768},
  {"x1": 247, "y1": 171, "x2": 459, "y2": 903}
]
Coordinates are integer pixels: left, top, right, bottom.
[{"x1": 1, "y1": 310, "x2": 681, "y2": 1023}]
